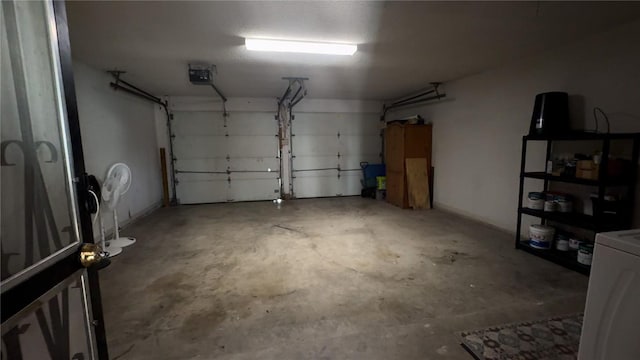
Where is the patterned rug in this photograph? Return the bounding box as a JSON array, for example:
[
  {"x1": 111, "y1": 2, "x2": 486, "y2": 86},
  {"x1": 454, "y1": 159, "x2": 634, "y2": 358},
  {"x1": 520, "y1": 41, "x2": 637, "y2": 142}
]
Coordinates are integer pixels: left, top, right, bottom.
[{"x1": 459, "y1": 314, "x2": 583, "y2": 360}]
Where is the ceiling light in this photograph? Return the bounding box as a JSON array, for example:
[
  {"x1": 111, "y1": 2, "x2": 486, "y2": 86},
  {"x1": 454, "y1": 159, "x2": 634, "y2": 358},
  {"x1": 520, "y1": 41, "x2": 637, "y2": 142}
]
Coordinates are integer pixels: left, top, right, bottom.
[{"x1": 245, "y1": 38, "x2": 357, "y2": 56}]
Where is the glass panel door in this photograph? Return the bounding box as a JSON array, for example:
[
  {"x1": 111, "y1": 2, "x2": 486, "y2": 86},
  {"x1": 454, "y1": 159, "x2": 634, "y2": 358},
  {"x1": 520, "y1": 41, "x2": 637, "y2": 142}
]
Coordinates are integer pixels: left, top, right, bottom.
[
  {"x1": 1, "y1": 1, "x2": 105, "y2": 359},
  {"x1": 1, "y1": 0, "x2": 80, "y2": 286}
]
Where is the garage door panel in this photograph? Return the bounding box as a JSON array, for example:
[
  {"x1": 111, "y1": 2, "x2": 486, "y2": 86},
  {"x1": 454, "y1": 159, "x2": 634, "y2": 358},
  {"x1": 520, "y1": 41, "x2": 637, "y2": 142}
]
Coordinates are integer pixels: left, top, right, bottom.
[
  {"x1": 176, "y1": 172, "x2": 227, "y2": 182},
  {"x1": 338, "y1": 115, "x2": 380, "y2": 134},
  {"x1": 173, "y1": 111, "x2": 278, "y2": 203},
  {"x1": 227, "y1": 112, "x2": 277, "y2": 135},
  {"x1": 293, "y1": 135, "x2": 338, "y2": 156},
  {"x1": 293, "y1": 114, "x2": 341, "y2": 135},
  {"x1": 230, "y1": 157, "x2": 279, "y2": 172},
  {"x1": 290, "y1": 114, "x2": 380, "y2": 198},
  {"x1": 175, "y1": 174, "x2": 227, "y2": 204},
  {"x1": 176, "y1": 158, "x2": 228, "y2": 172},
  {"x1": 230, "y1": 172, "x2": 279, "y2": 180},
  {"x1": 228, "y1": 136, "x2": 277, "y2": 157},
  {"x1": 339, "y1": 135, "x2": 380, "y2": 155},
  {"x1": 293, "y1": 172, "x2": 341, "y2": 198},
  {"x1": 338, "y1": 172, "x2": 363, "y2": 196},
  {"x1": 293, "y1": 155, "x2": 338, "y2": 171},
  {"x1": 340, "y1": 156, "x2": 379, "y2": 170},
  {"x1": 229, "y1": 179, "x2": 280, "y2": 202},
  {"x1": 293, "y1": 171, "x2": 361, "y2": 197},
  {"x1": 291, "y1": 112, "x2": 380, "y2": 198},
  {"x1": 174, "y1": 136, "x2": 227, "y2": 158},
  {"x1": 173, "y1": 112, "x2": 226, "y2": 135}
]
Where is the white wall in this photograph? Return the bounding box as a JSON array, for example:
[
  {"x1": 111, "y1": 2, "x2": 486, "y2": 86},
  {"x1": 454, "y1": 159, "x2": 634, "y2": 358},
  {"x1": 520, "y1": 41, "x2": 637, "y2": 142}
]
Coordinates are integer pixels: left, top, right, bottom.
[
  {"x1": 388, "y1": 19, "x2": 640, "y2": 233},
  {"x1": 74, "y1": 61, "x2": 162, "y2": 238}
]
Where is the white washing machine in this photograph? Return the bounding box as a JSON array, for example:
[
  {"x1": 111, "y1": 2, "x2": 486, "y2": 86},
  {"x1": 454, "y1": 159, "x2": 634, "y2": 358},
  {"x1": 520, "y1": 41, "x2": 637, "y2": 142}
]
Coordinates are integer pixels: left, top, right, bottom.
[{"x1": 578, "y1": 229, "x2": 640, "y2": 360}]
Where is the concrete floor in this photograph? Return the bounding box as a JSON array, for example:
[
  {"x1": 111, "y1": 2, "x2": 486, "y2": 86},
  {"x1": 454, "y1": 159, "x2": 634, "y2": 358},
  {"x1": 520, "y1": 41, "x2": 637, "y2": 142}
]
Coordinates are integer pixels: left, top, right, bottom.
[{"x1": 101, "y1": 197, "x2": 589, "y2": 360}]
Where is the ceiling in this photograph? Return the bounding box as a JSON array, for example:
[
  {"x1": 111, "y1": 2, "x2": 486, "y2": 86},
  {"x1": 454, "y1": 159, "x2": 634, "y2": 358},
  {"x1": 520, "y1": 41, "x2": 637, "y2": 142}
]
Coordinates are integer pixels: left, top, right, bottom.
[{"x1": 66, "y1": 1, "x2": 640, "y2": 100}]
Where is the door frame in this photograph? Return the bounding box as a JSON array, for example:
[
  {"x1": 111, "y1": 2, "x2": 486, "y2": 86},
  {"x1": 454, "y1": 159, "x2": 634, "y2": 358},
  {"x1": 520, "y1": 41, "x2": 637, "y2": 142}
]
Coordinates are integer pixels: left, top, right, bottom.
[{"x1": 0, "y1": 1, "x2": 109, "y2": 358}]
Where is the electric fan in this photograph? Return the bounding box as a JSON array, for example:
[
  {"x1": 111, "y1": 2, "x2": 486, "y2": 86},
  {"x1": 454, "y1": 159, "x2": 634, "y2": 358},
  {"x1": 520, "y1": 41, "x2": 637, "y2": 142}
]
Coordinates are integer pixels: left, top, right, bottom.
[
  {"x1": 102, "y1": 163, "x2": 136, "y2": 248},
  {"x1": 87, "y1": 175, "x2": 122, "y2": 257}
]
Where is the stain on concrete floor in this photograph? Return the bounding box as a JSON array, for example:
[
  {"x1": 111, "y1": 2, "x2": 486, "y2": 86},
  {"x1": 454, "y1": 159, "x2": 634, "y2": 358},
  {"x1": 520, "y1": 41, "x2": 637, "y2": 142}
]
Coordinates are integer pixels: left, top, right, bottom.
[{"x1": 100, "y1": 197, "x2": 588, "y2": 359}]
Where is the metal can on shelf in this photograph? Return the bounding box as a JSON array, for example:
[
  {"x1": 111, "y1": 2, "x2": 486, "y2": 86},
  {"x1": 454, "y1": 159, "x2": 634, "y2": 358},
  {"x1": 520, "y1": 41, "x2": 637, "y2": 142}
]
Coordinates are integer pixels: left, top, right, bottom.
[
  {"x1": 556, "y1": 199, "x2": 573, "y2": 213},
  {"x1": 569, "y1": 238, "x2": 582, "y2": 251},
  {"x1": 544, "y1": 200, "x2": 557, "y2": 212},
  {"x1": 526, "y1": 192, "x2": 544, "y2": 210},
  {"x1": 556, "y1": 233, "x2": 570, "y2": 251},
  {"x1": 577, "y1": 244, "x2": 594, "y2": 266}
]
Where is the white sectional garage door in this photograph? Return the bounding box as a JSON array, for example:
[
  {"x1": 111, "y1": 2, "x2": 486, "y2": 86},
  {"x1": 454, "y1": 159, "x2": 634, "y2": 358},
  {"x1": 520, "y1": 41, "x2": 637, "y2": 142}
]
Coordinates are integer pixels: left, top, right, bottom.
[
  {"x1": 291, "y1": 113, "x2": 381, "y2": 198},
  {"x1": 172, "y1": 111, "x2": 280, "y2": 204}
]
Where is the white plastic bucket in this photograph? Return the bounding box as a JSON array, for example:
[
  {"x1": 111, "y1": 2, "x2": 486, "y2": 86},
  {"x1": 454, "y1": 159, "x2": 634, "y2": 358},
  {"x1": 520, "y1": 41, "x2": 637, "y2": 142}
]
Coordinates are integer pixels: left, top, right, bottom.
[
  {"x1": 529, "y1": 225, "x2": 555, "y2": 249},
  {"x1": 526, "y1": 198, "x2": 544, "y2": 210}
]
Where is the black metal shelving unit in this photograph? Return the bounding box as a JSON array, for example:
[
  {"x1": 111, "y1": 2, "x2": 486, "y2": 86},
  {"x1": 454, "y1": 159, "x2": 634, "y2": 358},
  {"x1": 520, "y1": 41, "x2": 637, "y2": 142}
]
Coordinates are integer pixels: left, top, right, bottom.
[{"x1": 515, "y1": 132, "x2": 640, "y2": 275}]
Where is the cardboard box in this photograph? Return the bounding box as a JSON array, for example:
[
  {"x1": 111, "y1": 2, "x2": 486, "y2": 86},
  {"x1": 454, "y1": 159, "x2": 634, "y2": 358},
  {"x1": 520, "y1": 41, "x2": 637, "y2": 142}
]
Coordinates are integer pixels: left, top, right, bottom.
[{"x1": 576, "y1": 160, "x2": 599, "y2": 180}]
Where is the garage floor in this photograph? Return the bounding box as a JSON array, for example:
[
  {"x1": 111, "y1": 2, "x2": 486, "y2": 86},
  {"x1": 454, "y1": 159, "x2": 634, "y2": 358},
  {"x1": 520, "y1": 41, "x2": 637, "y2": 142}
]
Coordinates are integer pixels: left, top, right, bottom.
[{"x1": 101, "y1": 198, "x2": 588, "y2": 360}]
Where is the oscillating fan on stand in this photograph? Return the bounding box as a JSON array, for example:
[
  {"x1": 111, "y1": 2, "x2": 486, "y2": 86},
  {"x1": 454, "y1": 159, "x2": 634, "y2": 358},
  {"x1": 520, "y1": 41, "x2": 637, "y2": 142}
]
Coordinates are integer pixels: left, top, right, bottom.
[
  {"x1": 86, "y1": 175, "x2": 122, "y2": 257},
  {"x1": 102, "y1": 163, "x2": 136, "y2": 248}
]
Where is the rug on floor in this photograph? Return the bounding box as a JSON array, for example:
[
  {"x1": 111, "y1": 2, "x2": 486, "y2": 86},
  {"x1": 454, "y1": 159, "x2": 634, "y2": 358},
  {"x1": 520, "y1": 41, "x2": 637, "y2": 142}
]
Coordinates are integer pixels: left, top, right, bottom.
[{"x1": 459, "y1": 313, "x2": 583, "y2": 360}]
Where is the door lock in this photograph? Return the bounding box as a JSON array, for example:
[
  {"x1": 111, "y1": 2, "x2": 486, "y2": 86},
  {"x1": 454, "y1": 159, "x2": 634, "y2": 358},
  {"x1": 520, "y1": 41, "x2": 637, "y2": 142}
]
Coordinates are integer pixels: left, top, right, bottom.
[{"x1": 79, "y1": 243, "x2": 111, "y2": 269}]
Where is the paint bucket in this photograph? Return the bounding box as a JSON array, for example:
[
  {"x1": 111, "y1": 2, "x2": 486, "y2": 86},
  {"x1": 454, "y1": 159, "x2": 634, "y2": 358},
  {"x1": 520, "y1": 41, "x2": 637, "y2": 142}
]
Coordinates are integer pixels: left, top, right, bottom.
[
  {"x1": 529, "y1": 225, "x2": 555, "y2": 249},
  {"x1": 557, "y1": 199, "x2": 573, "y2": 213},
  {"x1": 526, "y1": 198, "x2": 544, "y2": 210},
  {"x1": 527, "y1": 192, "x2": 544, "y2": 210},
  {"x1": 569, "y1": 237, "x2": 582, "y2": 251},
  {"x1": 556, "y1": 233, "x2": 570, "y2": 251},
  {"x1": 544, "y1": 200, "x2": 557, "y2": 212},
  {"x1": 577, "y1": 244, "x2": 594, "y2": 266},
  {"x1": 528, "y1": 192, "x2": 544, "y2": 200}
]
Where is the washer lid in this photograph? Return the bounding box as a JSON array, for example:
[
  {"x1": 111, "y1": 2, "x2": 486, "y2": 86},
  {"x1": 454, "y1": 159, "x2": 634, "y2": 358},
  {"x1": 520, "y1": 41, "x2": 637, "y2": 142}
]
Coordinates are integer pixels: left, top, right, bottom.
[{"x1": 596, "y1": 229, "x2": 640, "y2": 256}]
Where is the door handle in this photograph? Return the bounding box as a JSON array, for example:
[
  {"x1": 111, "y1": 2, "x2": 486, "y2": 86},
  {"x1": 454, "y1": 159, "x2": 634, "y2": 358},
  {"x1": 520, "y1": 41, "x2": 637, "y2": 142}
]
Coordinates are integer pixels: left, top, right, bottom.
[{"x1": 79, "y1": 243, "x2": 111, "y2": 270}]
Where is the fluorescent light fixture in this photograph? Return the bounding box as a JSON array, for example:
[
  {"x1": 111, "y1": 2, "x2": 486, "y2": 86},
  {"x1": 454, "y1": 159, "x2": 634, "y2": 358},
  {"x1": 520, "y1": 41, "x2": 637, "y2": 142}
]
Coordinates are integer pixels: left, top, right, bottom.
[{"x1": 245, "y1": 38, "x2": 357, "y2": 56}]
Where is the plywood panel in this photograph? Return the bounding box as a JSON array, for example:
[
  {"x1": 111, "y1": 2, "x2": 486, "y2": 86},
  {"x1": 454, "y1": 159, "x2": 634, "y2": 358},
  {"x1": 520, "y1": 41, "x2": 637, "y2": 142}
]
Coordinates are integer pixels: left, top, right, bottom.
[{"x1": 405, "y1": 158, "x2": 430, "y2": 209}]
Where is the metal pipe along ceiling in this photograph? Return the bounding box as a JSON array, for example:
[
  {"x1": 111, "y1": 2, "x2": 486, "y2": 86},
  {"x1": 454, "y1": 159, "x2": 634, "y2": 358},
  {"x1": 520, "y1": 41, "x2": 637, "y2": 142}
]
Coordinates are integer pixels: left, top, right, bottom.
[{"x1": 382, "y1": 83, "x2": 447, "y2": 120}]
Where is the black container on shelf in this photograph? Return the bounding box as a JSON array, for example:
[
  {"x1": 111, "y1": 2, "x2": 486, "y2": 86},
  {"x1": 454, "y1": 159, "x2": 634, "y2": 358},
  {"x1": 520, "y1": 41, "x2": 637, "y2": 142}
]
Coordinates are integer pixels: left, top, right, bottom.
[{"x1": 529, "y1": 92, "x2": 570, "y2": 136}]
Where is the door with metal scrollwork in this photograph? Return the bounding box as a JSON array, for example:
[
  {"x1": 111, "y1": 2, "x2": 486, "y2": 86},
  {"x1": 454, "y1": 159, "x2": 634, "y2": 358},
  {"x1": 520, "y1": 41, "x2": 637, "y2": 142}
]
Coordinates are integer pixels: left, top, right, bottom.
[{"x1": 1, "y1": 1, "x2": 109, "y2": 359}]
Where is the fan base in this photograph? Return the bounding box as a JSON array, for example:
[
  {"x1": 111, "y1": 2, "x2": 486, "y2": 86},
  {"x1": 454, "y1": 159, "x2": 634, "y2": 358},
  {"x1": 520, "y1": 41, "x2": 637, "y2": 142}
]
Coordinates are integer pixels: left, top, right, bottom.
[
  {"x1": 104, "y1": 244, "x2": 123, "y2": 257},
  {"x1": 110, "y1": 237, "x2": 136, "y2": 248}
]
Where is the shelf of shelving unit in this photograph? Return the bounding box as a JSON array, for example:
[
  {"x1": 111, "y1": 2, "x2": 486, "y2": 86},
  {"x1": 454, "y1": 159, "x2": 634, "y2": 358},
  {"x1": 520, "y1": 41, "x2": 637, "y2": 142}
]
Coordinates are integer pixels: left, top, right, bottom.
[
  {"x1": 521, "y1": 172, "x2": 630, "y2": 186},
  {"x1": 525, "y1": 132, "x2": 640, "y2": 141},
  {"x1": 515, "y1": 132, "x2": 640, "y2": 275},
  {"x1": 518, "y1": 207, "x2": 625, "y2": 232},
  {"x1": 516, "y1": 241, "x2": 591, "y2": 275}
]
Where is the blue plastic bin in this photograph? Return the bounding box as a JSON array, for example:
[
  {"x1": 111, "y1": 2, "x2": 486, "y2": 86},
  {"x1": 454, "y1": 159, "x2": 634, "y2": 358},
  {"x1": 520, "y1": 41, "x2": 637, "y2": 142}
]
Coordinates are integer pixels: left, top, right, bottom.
[{"x1": 360, "y1": 162, "x2": 386, "y2": 188}]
